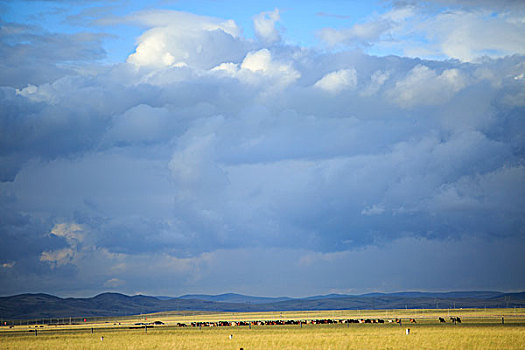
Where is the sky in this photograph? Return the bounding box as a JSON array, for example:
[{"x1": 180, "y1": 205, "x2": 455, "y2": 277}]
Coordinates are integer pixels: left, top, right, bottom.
[{"x1": 0, "y1": 0, "x2": 524, "y2": 298}]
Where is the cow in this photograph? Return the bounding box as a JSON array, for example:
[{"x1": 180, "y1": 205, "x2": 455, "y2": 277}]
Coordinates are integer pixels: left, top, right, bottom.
[
  {"x1": 410, "y1": 319, "x2": 417, "y2": 323},
  {"x1": 439, "y1": 317, "x2": 446, "y2": 323},
  {"x1": 450, "y1": 317, "x2": 461, "y2": 325}
]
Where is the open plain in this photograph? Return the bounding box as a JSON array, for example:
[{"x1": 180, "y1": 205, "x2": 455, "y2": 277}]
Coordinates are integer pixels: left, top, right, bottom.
[{"x1": 1, "y1": 308, "x2": 524, "y2": 349}]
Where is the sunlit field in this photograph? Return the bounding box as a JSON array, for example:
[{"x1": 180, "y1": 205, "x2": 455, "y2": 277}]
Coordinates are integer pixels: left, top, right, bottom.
[{"x1": 1, "y1": 308, "x2": 524, "y2": 349}]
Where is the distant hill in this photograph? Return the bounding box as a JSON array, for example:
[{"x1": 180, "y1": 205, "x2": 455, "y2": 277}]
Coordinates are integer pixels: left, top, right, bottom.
[
  {"x1": 0, "y1": 291, "x2": 524, "y2": 319},
  {"x1": 178, "y1": 293, "x2": 293, "y2": 304}
]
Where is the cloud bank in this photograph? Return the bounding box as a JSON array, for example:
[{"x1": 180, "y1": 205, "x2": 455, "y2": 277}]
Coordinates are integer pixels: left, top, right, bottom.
[{"x1": 1, "y1": 4, "x2": 524, "y2": 297}]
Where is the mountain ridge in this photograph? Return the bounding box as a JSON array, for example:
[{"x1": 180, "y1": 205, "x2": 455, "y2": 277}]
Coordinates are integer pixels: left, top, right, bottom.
[{"x1": 1, "y1": 291, "x2": 524, "y2": 319}]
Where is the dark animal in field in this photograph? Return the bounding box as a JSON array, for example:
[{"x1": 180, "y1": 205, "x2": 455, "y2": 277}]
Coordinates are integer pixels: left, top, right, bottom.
[
  {"x1": 439, "y1": 317, "x2": 446, "y2": 323},
  {"x1": 410, "y1": 319, "x2": 417, "y2": 323},
  {"x1": 450, "y1": 317, "x2": 461, "y2": 324}
]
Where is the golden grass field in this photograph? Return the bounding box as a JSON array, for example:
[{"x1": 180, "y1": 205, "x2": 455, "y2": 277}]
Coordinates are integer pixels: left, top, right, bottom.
[{"x1": 1, "y1": 308, "x2": 524, "y2": 349}]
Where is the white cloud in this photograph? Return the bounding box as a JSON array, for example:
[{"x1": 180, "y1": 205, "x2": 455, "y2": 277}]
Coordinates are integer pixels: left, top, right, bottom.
[
  {"x1": 104, "y1": 278, "x2": 125, "y2": 288},
  {"x1": 1, "y1": 262, "x2": 15, "y2": 269},
  {"x1": 314, "y1": 68, "x2": 357, "y2": 93},
  {"x1": 253, "y1": 9, "x2": 281, "y2": 44},
  {"x1": 241, "y1": 49, "x2": 274, "y2": 73},
  {"x1": 430, "y1": 11, "x2": 525, "y2": 62},
  {"x1": 318, "y1": 6, "x2": 414, "y2": 48},
  {"x1": 240, "y1": 49, "x2": 301, "y2": 86},
  {"x1": 211, "y1": 62, "x2": 239, "y2": 75},
  {"x1": 361, "y1": 70, "x2": 390, "y2": 96},
  {"x1": 50, "y1": 223, "x2": 85, "y2": 245},
  {"x1": 318, "y1": 5, "x2": 525, "y2": 62},
  {"x1": 40, "y1": 248, "x2": 75, "y2": 268},
  {"x1": 387, "y1": 65, "x2": 467, "y2": 107},
  {"x1": 15, "y1": 84, "x2": 58, "y2": 104},
  {"x1": 41, "y1": 223, "x2": 86, "y2": 268},
  {"x1": 361, "y1": 204, "x2": 385, "y2": 216},
  {"x1": 318, "y1": 19, "x2": 392, "y2": 47},
  {"x1": 211, "y1": 49, "x2": 301, "y2": 89},
  {"x1": 125, "y1": 10, "x2": 240, "y2": 37},
  {"x1": 128, "y1": 28, "x2": 177, "y2": 68},
  {"x1": 126, "y1": 10, "x2": 245, "y2": 69}
]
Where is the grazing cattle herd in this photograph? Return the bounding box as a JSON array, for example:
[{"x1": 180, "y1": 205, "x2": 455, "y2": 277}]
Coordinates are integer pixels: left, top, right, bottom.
[
  {"x1": 183, "y1": 319, "x2": 380, "y2": 327},
  {"x1": 157, "y1": 317, "x2": 461, "y2": 328}
]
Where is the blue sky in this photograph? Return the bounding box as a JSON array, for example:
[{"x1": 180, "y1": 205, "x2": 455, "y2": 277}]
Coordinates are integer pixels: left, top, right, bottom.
[{"x1": 1, "y1": 0, "x2": 524, "y2": 297}]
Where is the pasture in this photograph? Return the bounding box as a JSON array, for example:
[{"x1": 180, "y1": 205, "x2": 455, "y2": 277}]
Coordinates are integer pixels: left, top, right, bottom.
[{"x1": 1, "y1": 308, "x2": 524, "y2": 349}]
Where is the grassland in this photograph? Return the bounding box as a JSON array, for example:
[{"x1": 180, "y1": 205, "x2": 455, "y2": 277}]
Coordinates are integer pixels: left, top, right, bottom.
[{"x1": 1, "y1": 308, "x2": 524, "y2": 349}]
